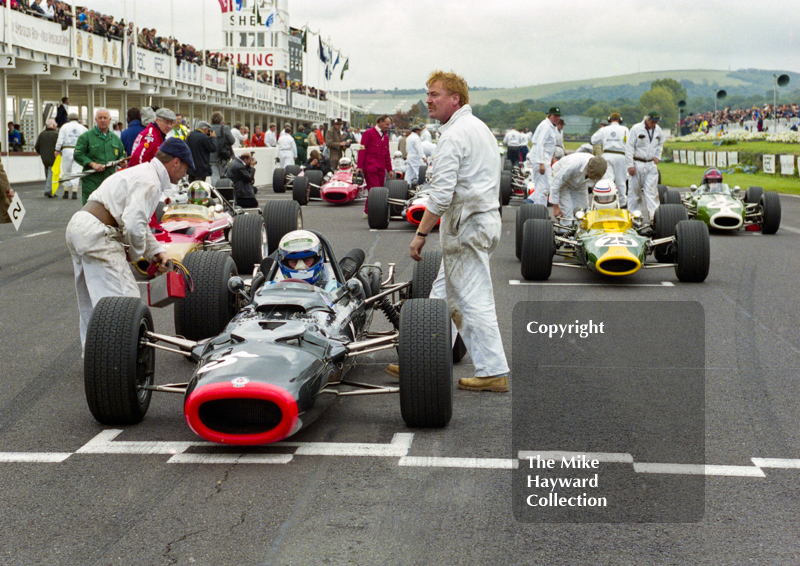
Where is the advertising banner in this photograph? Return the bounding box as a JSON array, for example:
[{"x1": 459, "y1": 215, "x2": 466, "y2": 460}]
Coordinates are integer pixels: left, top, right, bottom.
[{"x1": 9, "y1": 11, "x2": 70, "y2": 57}]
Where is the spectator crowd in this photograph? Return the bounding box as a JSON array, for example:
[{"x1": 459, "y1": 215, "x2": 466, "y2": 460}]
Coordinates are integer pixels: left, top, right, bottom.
[{"x1": 681, "y1": 102, "x2": 800, "y2": 133}]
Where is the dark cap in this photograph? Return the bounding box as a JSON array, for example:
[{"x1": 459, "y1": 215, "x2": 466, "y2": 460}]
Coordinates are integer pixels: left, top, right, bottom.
[
  {"x1": 333, "y1": 118, "x2": 342, "y2": 125},
  {"x1": 548, "y1": 107, "x2": 562, "y2": 116},
  {"x1": 586, "y1": 156, "x2": 608, "y2": 180},
  {"x1": 159, "y1": 137, "x2": 195, "y2": 170},
  {"x1": 647, "y1": 110, "x2": 661, "y2": 121}
]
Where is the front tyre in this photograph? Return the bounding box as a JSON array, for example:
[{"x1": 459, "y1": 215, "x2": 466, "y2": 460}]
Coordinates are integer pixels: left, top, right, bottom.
[
  {"x1": 84, "y1": 297, "x2": 154, "y2": 425},
  {"x1": 674, "y1": 220, "x2": 710, "y2": 282},
  {"x1": 520, "y1": 219, "x2": 554, "y2": 281},
  {"x1": 272, "y1": 168, "x2": 286, "y2": 193},
  {"x1": 367, "y1": 186, "x2": 390, "y2": 229},
  {"x1": 399, "y1": 298, "x2": 453, "y2": 428},
  {"x1": 759, "y1": 192, "x2": 781, "y2": 234},
  {"x1": 292, "y1": 175, "x2": 309, "y2": 205},
  {"x1": 174, "y1": 251, "x2": 237, "y2": 340}
]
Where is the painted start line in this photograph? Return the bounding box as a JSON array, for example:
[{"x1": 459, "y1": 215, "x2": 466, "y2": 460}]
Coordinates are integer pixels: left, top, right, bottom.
[{"x1": 0, "y1": 430, "x2": 799, "y2": 477}]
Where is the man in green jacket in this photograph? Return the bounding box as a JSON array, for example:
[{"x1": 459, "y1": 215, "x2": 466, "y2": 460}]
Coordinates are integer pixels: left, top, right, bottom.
[
  {"x1": 292, "y1": 124, "x2": 308, "y2": 166},
  {"x1": 73, "y1": 108, "x2": 126, "y2": 204}
]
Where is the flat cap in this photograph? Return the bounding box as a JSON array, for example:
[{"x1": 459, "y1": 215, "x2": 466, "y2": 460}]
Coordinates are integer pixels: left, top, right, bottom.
[
  {"x1": 197, "y1": 120, "x2": 211, "y2": 130},
  {"x1": 586, "y1": 156, "x2": 608, "y2": 180},
  {"x1": 156, "y1": 108, "x2": 177, "y2": 121}
]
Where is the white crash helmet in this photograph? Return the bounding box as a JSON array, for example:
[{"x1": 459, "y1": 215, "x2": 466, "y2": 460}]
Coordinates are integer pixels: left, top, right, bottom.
[
  {"x1": 278, "y1": 230, "x2": 325, "y2": 285},
  {"x1": 338, "y1": 157, "x2": 353, "y2": 169},
  {"x1": 591, "y1": 180, "x2": 619, "y2": 209},
  {"x1": 187, "y1": 180, "x2": 214, "y2": 205},
  {"x1": 393, "y1": 151, "x2": 403, "y2": 159}
]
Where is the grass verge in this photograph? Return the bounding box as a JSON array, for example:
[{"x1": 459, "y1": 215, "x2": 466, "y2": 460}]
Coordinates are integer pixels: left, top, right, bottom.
[{"x1": 660, "y1": 162, "x2": 800, "y2": 194}]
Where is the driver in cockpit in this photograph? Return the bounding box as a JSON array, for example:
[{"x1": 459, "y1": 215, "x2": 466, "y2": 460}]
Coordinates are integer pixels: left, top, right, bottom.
[
  {"x1": 274, "y1": 230, "x2": 340, "y2": 293},
  {"x1": 699, "y1": 167, "x2": 725, "y2": 194}
]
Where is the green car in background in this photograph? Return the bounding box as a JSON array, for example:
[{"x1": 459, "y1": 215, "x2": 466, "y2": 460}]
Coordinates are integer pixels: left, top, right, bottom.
[{"x1": 659, "y1": 168, "x2": 781, "y2": 234}]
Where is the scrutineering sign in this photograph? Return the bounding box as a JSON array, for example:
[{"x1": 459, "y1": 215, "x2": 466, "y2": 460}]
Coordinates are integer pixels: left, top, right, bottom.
[{"x1": 512, "y1": 301, "x2": 705, "y2": 523}]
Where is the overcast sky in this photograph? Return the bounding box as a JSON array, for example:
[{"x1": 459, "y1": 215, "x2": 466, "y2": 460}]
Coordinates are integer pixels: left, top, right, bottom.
[{"x1": 85, "y1": 0, "x2": 798, "y2": 91}]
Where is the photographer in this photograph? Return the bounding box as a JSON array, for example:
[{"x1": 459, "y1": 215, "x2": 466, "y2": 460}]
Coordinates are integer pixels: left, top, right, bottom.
[
  {"x1": 186, "y1": 121, "x2": 217, "y2": 182},
  {"x1": 226, "y1": 151, "x2": 258, "y2": 208}
]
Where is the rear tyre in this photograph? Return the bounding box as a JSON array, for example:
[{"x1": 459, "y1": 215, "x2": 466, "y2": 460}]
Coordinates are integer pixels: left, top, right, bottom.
[
  {"x1": 417, "y1": 165, "x2": 427, "y2": 185},
  {"x1": 520, "y1": 219, "x2": 554, "y2": 281},
  {"x1": 500, "y1": 171, "x2": 512, "y2": 205},
  {"x1": 285, "y1": 164, "x2": 301, "y2": 178},
  {"x1": 84, "y1": 297, "x2": 154, "y2": 425},
  {"x1": 272, "y1": 168, "x2": 286, "y2": 193},
  {"x1": 367, "y1": 186, "x2": 390, "y2": 229},
  {"x1": 411, "y1": 250, "x2": 442, "y2": 299},
  {"x1": 263, "y1": 200, "x2": 303, "y2": 254},
  {"x1": 155, "y1": 201, "x2": 166, "y2": 223},
  {"x1": 674, "y1": 220, "x2": 710, "y2": 282},
  {"x1": 292, "y1": 175, "x2": 309, "y2": 205},
  {"x1": 503, "y1": 159, "x2": 512, "y2": 171},
  {"x1": 659, "y1": 186, "x2": 681, "y2": 204},
  {"x1": 386, "y1": 179, "x2": 409, "y2": 216},
  {"x1": 516, "y1": 203, "x2": 549, "y2": 260},
  {"x1": 174, "y1": 251, "x2": 237, "y2": 340},
  {"x1": 399, "y1": 298, "x2": 453, "y2": 428},
  {"x1": 744, "y1": 186, "x2": 764, "y2": 204},
  {"x1": 653, "y1": 204, "x2": 688, "y2": 263},
  {"x1": 305, "y1": 170, "x2": 324, "y2": 199},
  {"x1": 452, "y1": 333, "x2": 467, "y2": 364},
  {"x1": 657, "y1": 184, "x2": 668, "y2": 203},
  {"x1": 229, "y1": 213, "x2": 267, "y2": 274},
  {"x1": 759, "y1": 192, "x2": 781, "y2": 234}
]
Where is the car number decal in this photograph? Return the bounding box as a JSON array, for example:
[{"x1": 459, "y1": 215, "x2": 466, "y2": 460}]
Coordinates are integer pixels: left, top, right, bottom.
[
  {"x1": 197, "y1": 352, "x2": 258, "y2": 374},
  {"x1": 596, "y1": 235, "x2": 637, "y2": 247}
]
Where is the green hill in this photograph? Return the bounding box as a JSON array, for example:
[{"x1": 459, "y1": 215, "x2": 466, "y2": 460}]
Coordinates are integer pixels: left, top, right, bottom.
[
  {"x1": 351, "y1": 69, "x2": 800, "y2": 107},
  {"x1": 467, "y1": 69, "x2": 799, "y2": 105}
]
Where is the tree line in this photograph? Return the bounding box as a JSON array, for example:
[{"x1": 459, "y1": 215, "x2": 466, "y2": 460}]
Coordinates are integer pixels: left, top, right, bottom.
[{"x1": 471, "y1": 79, "x2": 795, "y2": 133}]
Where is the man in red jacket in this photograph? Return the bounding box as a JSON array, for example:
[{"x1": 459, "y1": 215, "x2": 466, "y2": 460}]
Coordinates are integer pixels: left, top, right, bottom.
[
  {"x1": 129, "y1": 108, "x2": 176, "y2": 167},
  {"x1": 356, "y1": 115, "x2": 393, "y2": 215}
]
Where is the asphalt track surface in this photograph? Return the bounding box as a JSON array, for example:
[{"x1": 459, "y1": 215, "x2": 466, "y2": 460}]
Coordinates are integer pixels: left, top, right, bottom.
[{"x1": 1, "y1": 179, "x2": 799, "y2": 565}]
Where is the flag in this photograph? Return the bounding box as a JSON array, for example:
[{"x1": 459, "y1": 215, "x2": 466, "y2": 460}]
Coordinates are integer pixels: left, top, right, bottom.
[
  {"x1": 333, "y1": 52, "x2": 340, "y2": 70},
  {"x1": 264, "y1": 7, "x2": 276, "y2": 28},
  {"x1": 340, "y1": 58, "x2": 349, "y2": 80},
  {"x1": 325, "y1": 65, "x2": 332, "y2": 81},
  {"x1": 318, "y1": 37, "x2": 327, "y2": 63},
  {"x1": 234, "y1": 0, "x2": 243, "y2": 11},
  {"x1": 217, "y1": 0, "x2": 232, "y2": 12},
  {"x1": 252, "y1": 1, "x2": 261, "y2": 24},
  {"x1": 301, "y1": 29, "x2": 307, "y2": 52}
]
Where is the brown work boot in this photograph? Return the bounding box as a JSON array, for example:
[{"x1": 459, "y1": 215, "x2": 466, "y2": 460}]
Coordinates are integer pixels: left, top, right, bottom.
[
  {"x1": 457, "y1": 375, "x2": 509, "y2": 392},
  {"x1": 384, "y1": 364, "x2": 399, "y2": 379}
]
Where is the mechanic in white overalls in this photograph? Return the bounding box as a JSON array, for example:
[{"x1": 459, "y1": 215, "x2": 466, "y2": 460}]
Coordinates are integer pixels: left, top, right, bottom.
[
  {"x1": 626, "y1": 110, "x2": 664, "y2": 220},
  {"x1": 591, "y1": 112, "x2": 630, "y2": 207},
  {"x1": 527, "y1": 107, "x2": 561, "y2": 205},
  {"x1": 550, "y1": 154, "x2": 611, "y2": 223},
  {"x1": 404, "y1": 71, "x2": 510, "y2": 392},
  {"x1": 55, "y1": 111, "x2": 88, "y2": 199},
  {"x1": 404, "y1": 125, "x2": 425, "y2": 186},
  {"x1": 277, "y1": 124, "x2": 297, "y2": 168},
  {"x1": 65, "y1": 138, "x2": 194, "y2": 349}
]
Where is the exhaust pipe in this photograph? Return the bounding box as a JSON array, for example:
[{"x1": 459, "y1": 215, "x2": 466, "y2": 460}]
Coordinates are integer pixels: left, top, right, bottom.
[{"x1": 184, "y1": 381, "x2": 299, "y2": 445}]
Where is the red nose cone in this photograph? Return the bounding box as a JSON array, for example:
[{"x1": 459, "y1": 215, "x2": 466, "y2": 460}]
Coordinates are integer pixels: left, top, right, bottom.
[
  {"x1": 407, "y1": 204, "x2": 426, "y2": 225},
  {"x1": 185, "y1": 381, "x2": 299, "y2": 445}
]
